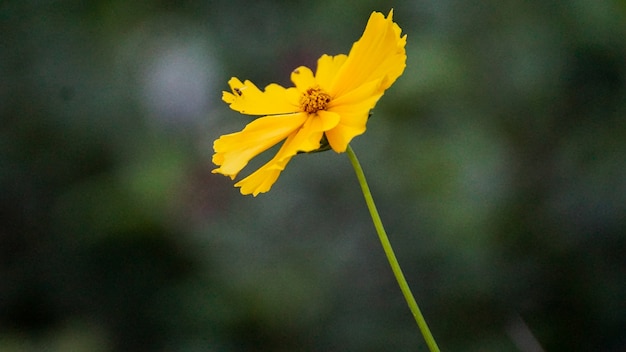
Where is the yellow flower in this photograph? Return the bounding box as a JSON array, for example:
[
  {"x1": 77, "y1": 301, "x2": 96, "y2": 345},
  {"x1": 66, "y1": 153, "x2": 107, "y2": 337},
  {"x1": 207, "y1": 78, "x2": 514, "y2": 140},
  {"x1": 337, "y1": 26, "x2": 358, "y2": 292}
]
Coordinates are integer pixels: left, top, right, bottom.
[{"x1": 213, "y1": 10, "x2": 407, "y2": 196}]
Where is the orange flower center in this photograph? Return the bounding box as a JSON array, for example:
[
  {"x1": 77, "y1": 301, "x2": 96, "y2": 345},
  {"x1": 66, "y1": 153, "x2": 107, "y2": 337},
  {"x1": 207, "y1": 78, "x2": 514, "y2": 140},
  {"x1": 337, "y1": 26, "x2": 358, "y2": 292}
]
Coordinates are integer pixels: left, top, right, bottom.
[{"x1": 300, "y1": 87, "x2": 331, "y2": 114}]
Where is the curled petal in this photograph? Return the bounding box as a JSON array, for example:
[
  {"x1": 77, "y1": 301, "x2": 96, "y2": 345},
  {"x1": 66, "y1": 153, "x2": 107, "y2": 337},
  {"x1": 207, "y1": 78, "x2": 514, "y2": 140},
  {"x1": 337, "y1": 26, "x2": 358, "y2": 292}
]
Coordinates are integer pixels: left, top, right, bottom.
[
  {"x1": 315, "y1": 54, "x2": 348, "y2": 91},
  {"x1": 274, "y1": 114, "x2": 329, "y2": 157},
  {"x1": 223, "y1": 78, "x2": 300, "y2": 115},
  {"x1": 233, "y1": 124, "x2": 303, "y2": 196},
  {"x1": 329, "y1": 77, "x2": 383, "y2": 110},
  {"x1": 325, "y1": 111, "x2": 370, "y2": 153},
  {"x1": 290, "y1": 66, "x2": 316, "y2": 92},
  {"x1": 317, "y1": 110, "x2": 341, "y2": 131},
  {"x1": 323, "y1": 78, "x2": 383, "y2": 152},
  {"x1": 236, "y1": 156, "x2": 291, "y2": 196},
  {"x1": 330, "y1": 10, "x2": 406, "y2": 97},
  {"x1": 234, "y1": 112, "x2": 340, "y2": 195},
  {"x1": 212, "y1": 113, "x2": 307, "y2": 178}
]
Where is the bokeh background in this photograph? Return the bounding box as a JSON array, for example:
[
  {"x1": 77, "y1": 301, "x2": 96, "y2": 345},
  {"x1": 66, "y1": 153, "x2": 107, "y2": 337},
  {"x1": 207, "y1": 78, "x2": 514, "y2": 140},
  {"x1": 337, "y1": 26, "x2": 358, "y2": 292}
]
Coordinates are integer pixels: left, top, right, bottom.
[{"x1": 2, "y1": 0, "x2": 625, "y2": 351}]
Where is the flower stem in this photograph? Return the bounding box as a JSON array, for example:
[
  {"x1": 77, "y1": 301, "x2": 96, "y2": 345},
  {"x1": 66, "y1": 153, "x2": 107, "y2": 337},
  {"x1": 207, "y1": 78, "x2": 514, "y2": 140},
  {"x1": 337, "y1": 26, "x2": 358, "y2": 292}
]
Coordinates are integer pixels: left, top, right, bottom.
[{"x1": 346, "y1": 144, "x2": 440, "y2": 352}]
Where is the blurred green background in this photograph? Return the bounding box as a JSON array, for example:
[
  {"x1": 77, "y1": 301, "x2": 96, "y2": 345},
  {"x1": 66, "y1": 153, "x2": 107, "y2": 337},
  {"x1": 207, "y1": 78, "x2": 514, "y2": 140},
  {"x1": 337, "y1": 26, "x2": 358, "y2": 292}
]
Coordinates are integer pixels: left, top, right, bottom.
[{"x1": 1, "y1": 0, "x2": 625, "y2": 351}]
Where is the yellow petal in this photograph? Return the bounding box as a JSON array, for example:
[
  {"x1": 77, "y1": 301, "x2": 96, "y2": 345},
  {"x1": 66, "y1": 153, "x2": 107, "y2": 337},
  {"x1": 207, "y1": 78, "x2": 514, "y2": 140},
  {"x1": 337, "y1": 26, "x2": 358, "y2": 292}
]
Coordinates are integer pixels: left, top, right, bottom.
[
  {"x1": 223, "y1": 77, "x2": 300, "y2": 115},
  {"x1": 233, "y1": 112, "x2": 340, "y2": 195},
  {"x1": 329, "y1": 77, "x2": 383, "y2": 110},
  {"x1": 317, "y1": 110, "x2": 341, "y2": 130},
  {"x1": 212, "y1": 113, "x2": 307, "y2": 178},
  {"x1": 314, "y1": 54, "x2": 347, "y2": 91},
  {"x1": 293, "y1": 112, "x2": 338, "y2": 152},
  {"x1": 290, "y1": 66, "x2": 317, "y2": 92},
  {"x1": 234, "y1": 126, "x2": 301, "y2": 196},
  {"x1": 330, "y1": 10, "x2": 406, "y2": 97},
  {"x1": 276, "y1": 114, "x2": 325, "y2": 156},
  {"x1": 318, "y1": 78, "x2": 382, "y2": 152},
  {"x1": 235, "y1": 156, "x2": 291, "y2": 196},
  {"x1": 324, "y1": 110, "x2": 370, "y2": 153}
]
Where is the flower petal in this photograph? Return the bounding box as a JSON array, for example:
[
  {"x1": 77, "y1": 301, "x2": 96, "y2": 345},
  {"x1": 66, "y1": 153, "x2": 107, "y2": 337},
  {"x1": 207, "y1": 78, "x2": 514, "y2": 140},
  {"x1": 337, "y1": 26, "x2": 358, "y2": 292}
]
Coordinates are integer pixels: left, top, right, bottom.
[
  {"x1": 330, "y1": 10, "x2": 406, "y2": 97},
  {"x1": 278, "y1": 114, "x2": 326, "y2": 156},
  {"x1": 295, "y1": 112, "x2": 339, "y2": 152},
  {"x1": 317, "y1": 110, "x2": 341, "y2": 130},
  {"x1": 235, "y1": 155, "x2": 291, "y2": 196},
  {"x1": 329, "y1": 77, "x2": 383, "y2": 110},
  {"x1": 212, "y1": 113, "x2": 307, "y2": 178},
  {"x1": 324, "y1": 110, "x2": 371, "y2": 153},
  {"x1": 223, "y1": 77, "x2": 300, "y2": 115},
  {"x1": 233, "y1": 124, "x2": 305, "y2": 196},
  {"x1": 314, "y1": 54, "x2": 347, "y2": 91},
  {"x1": 290, "y1": 66, "x2": 316, "y2": 92},
  {"x1": 234, "y1": 112, "x2": 339, "y2": 195},
  {"x1": 320, "y1": 78, "x2": 383, "y2": 152}
]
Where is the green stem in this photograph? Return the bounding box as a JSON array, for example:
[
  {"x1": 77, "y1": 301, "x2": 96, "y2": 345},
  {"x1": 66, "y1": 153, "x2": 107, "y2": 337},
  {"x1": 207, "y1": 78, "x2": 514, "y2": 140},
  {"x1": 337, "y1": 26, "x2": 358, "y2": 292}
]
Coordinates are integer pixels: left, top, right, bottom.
[{"x1": 346, "y1": 144, "x2": 441, "y2": 352}]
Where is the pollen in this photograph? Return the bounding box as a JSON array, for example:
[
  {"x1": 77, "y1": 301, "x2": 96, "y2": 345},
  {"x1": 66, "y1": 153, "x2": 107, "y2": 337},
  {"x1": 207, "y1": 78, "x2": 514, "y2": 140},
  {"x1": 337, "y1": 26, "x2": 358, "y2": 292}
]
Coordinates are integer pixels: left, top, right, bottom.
[{"x1": 300, "y1": 87, "x2": 331, "y2": 114}]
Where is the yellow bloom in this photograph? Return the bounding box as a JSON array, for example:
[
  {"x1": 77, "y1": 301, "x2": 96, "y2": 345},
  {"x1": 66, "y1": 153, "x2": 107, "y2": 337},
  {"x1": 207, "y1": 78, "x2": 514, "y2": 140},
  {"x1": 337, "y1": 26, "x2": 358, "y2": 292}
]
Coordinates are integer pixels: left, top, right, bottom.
[{"x1": 213, "y1": 10, "x2": 407, "y2": 196}]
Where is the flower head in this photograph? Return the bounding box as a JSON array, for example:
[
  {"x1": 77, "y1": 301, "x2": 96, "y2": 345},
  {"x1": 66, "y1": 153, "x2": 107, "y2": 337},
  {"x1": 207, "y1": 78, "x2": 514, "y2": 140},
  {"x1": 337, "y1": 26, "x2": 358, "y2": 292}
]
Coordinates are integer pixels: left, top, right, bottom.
[{"x1": 213, "y1": 10, "x2": 406, "y2": 196}]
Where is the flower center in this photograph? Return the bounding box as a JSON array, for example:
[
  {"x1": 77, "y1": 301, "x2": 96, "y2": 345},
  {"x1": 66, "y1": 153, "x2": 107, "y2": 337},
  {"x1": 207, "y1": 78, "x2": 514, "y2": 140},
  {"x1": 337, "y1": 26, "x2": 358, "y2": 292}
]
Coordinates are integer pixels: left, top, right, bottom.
[{"x1": 300, "y1": 87, "x2": 331, "y2": 114}]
